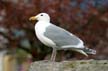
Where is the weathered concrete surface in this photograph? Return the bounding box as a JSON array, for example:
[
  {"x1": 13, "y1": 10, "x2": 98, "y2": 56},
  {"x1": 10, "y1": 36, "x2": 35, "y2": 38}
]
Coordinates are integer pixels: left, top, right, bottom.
[{"x1": 29, "y1": 60, "x2": 108, "y2": 71}]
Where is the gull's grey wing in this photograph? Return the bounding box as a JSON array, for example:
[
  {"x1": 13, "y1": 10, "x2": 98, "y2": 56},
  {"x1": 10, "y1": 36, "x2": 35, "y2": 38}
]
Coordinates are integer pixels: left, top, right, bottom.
[{"x1": 44, "y1": 24, "x2": 84, "y2": 48}]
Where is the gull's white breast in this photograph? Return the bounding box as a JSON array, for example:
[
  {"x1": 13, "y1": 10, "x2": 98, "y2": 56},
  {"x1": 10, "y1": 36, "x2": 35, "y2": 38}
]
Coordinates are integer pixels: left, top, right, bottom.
[{"x1": 35, "y1": 21, "x2": 56, "y2": 47}]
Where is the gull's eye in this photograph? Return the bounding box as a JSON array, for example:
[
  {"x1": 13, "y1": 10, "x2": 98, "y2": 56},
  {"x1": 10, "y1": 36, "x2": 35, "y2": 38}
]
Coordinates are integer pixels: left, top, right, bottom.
[{"x1": 40, "y1": 14, "x2": 43, "y2": 16}]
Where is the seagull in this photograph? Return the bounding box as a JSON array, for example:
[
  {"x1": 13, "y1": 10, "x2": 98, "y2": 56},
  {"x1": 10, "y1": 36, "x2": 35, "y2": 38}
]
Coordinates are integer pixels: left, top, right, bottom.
[{"x1": 29, "y1": 13, "x2": 96, "y2": 61}]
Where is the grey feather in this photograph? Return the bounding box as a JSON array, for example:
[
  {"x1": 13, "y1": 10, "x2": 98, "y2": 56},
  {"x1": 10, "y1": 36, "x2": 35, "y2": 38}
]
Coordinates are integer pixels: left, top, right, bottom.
[
  {"x1": 82, "y1": 47, "x2": 96, "y2": 54},
  {"x1": 44, "y1": 24, "x2": 82, "y2": 48}
]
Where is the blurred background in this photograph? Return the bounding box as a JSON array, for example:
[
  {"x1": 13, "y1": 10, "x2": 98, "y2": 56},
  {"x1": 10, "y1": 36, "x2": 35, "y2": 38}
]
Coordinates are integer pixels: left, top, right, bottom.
[{"x1": 0, "y1": 0, "x2": 108, "y2": 71}]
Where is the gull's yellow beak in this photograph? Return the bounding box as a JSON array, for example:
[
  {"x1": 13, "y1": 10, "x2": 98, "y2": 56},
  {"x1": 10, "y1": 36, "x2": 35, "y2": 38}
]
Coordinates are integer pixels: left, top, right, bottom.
[{"x1": 29, "y1": 16, "x2": 37, "y2": 21}]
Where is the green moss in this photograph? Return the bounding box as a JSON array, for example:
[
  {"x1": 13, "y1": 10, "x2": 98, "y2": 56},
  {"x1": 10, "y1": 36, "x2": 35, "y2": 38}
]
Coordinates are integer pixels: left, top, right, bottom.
[
  {"x1": 69, "y1": 64, "x2": 75, "y2": 68},
  {"x1": 104, "y1": 62, "x2": 107, "y2": 64},
  {"x1": 80, "y1": 62, "x2": 87, "y2": 64},
  {"x1": 65, "y1": 63, "x2": 76, "y2": 68}
]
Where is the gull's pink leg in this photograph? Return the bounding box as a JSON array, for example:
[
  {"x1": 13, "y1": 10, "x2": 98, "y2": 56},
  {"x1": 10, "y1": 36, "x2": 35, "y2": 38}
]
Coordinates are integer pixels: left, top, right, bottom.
[{"x1": 51, "y1": 48, "x2": 57, "y2": 61}]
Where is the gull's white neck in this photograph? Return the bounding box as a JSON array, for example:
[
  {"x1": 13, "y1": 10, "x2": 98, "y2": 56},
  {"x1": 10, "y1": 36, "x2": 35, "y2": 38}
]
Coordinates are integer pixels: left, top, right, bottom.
[
  {"x1": 36, "y1": 20, "x2": 51, "y2": 27},
  {"x1": 35, "y1": 20, "x2": 51, "y2": 34}
]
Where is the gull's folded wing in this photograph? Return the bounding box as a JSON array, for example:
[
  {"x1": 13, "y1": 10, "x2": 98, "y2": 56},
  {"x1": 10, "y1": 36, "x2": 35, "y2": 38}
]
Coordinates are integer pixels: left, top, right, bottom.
[{"x1": 44, "y1": 24, "x2": 84, "y2": 49}]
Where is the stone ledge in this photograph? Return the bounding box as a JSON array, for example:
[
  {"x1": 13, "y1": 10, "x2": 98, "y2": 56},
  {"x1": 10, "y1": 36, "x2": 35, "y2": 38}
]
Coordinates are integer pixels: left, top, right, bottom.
[{"x1": 29, "y1": 60, "x2": 108, "y2": 71}]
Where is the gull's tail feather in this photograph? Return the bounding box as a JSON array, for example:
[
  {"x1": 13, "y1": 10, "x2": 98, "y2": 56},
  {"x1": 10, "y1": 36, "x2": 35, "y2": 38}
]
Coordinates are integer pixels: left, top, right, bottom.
[
  {"x1": 71, "y1": 47, "x2": 96, "y2": 56},
  {"x1": 83, "y1": 47, "x2": 96, "y2": 55}
]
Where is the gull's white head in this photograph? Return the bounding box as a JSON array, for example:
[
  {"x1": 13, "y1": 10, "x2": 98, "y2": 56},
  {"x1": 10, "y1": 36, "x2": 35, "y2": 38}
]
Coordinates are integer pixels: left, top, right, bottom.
[{"x1": 29, "y1": 13, "x2": 50, "y2": 22}]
